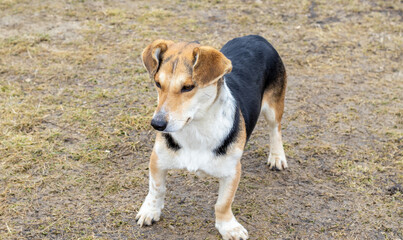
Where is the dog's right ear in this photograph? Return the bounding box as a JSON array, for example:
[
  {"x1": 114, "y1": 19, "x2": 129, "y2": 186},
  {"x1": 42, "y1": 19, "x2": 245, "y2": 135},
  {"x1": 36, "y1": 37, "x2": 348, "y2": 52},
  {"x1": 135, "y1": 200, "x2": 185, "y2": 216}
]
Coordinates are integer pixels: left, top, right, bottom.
[{"x1": 142, "y1": 39, "x2": 174, "y2": 78}]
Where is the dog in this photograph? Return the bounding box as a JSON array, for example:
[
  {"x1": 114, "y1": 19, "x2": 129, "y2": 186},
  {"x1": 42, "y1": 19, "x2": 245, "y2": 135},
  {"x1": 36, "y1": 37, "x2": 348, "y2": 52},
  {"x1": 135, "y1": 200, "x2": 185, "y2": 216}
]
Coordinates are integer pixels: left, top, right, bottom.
[{"x1": 136, "y1": 35, "x2": 287, "y2": 240}]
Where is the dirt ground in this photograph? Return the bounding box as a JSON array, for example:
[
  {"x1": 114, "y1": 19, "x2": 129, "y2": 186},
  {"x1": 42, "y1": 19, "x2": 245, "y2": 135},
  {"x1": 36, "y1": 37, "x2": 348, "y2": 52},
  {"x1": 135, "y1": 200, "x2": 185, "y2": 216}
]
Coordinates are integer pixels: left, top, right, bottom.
[{"x1": 0, "y1": 0, "x2": 402, "y2": 239}]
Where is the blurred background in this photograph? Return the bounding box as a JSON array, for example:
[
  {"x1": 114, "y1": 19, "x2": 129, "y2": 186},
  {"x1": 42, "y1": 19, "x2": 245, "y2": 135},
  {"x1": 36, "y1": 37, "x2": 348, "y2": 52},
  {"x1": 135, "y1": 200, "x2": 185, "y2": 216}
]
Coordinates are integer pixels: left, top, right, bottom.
[{"x1": 0, "y1": 0, "x2": 402, "y2": 239}]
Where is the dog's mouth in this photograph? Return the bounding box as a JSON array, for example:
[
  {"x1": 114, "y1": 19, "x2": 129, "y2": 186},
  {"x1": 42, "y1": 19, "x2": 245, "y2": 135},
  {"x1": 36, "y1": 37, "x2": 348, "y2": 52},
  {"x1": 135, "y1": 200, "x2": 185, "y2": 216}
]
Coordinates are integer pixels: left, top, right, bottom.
[{"x1": 160, "y1": 117, "x2": 192, "y2": 133}]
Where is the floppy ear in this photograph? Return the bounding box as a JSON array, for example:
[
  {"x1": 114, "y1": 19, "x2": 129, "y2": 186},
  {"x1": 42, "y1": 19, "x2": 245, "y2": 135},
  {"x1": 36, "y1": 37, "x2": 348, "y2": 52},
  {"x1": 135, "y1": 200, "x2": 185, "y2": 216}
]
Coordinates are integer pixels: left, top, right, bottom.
[
  {"x1": 192, "y1": 46, "x2": 232, "y2": 86},
  {"x1": 142, "y1": 39, "x2": 174, "y2": 77}
]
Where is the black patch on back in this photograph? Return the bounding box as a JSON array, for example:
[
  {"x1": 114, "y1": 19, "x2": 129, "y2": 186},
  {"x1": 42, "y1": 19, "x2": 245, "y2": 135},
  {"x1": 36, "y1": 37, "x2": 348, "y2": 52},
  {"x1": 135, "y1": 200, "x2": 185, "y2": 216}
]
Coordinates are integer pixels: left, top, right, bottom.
[
  {"x1": 163, "y1": 133, "x2": 181, "y2": 151},
  {"x1": 220, "y1": 35, "x2": 286, "y2": 140},
  {"x1": 214, "y1": 107, "x2": 240, "y2": 156}
]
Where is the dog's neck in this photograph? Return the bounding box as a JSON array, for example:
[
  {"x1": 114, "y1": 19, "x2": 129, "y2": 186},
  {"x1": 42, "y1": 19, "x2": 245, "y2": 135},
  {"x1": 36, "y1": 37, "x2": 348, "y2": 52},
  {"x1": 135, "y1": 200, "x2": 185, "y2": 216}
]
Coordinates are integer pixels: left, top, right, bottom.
[{"x1": 171, "y1": 78, "x2": 237, "y2": 150}]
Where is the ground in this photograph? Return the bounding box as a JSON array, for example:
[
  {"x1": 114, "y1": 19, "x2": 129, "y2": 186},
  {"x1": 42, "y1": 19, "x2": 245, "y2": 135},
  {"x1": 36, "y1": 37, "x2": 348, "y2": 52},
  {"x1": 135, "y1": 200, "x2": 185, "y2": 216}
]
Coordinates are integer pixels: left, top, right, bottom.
[{"x1": 0, "y1": 0, "x2": 402, "y2": 239}]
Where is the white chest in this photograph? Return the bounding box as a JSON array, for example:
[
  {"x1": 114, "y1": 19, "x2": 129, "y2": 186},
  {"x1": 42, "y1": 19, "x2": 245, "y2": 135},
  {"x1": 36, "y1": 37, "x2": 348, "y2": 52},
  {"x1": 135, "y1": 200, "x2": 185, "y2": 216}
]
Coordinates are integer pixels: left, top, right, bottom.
[{"x1": 155, "y1": 141, "x2": 242, "y2": 178}]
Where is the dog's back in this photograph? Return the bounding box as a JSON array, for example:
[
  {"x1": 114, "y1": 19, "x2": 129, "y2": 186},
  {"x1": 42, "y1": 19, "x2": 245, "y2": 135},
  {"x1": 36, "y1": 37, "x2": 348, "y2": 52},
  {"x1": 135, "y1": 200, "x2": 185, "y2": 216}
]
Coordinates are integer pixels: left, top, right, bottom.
[{"x1": 221, "y1": 35, "x2": 286, "y2": 139}]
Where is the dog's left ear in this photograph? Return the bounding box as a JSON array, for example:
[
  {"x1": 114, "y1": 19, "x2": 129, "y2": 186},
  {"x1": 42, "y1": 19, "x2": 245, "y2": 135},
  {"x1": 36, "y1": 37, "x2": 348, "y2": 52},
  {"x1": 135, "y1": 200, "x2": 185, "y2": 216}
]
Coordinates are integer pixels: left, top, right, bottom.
[
  {"x1": 192, "y1": 46, "x2": 232, "y2": 86},
  {"x1": 142, "y1": 39, "x2": 174, "y2": 78}
]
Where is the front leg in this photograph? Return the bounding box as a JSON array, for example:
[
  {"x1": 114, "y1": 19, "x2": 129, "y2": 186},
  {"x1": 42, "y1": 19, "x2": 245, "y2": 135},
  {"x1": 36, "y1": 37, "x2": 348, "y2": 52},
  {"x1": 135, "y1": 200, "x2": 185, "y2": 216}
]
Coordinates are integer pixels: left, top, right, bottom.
[
  {"x1": 136, "y1": 151, "x2": 167, "y2": 226},
  {"x1": 215, "y1": 162, "x2": 248, "y2": 240}
]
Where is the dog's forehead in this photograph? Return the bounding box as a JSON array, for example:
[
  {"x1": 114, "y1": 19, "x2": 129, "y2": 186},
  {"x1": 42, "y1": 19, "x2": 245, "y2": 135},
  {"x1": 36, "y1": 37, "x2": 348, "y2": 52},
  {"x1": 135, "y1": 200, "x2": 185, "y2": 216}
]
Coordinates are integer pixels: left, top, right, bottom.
[
  {"x1": 164, "y1": 42, "x2": 199, "y2": 59},
  {"x1": 157, "y1": 42, "x2": 199, "y2": 85},
  {"x1": 162, "y1": 42, "x2": 199, "y2": 69}
]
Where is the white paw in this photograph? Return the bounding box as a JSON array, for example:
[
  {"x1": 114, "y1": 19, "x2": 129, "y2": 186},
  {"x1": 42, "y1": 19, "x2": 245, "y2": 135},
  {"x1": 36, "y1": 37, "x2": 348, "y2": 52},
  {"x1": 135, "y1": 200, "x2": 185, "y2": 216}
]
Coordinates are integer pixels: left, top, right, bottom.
[
  {"x1": 216, "y1": 217, "x2": 249, "y2": 240},
  {"x1": 135, "y1": 202, "x2": 162, "y2": 227},
  {"x1": 267, "y1": 152, "x2": 288, "y2": 171}
]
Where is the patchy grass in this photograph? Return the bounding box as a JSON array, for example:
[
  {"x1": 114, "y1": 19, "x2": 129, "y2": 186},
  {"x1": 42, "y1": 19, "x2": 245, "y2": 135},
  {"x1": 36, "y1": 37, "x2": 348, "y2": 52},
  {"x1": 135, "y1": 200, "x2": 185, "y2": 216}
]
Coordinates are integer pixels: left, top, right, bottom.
[{"x1": 0, "y1": 0, "x2": 402, "y2": 239}]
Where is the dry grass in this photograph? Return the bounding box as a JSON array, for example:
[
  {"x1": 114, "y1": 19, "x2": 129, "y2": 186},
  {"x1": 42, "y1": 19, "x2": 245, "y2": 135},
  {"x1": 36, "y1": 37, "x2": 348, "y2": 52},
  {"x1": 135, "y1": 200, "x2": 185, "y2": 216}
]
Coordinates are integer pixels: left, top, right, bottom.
[{"x1": 0, "y1": 0, "x2": 402, "y2": 239}]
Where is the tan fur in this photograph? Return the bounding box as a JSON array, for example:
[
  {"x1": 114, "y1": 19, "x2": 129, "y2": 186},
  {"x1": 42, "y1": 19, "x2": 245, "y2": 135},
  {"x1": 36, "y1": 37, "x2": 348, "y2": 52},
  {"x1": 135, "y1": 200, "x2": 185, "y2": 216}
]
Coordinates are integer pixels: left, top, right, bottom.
[
  {"x1": 153, "y1": 73, "x2": 197, "y2": 116},
  {"x1": 142, "y1": 41, "x2": 233, "y2": 121},
  {"x1": 215, "y1": 161, "x2": 242, "y2": 222},
  {"x1": 235, "y1": 111, "x2": 247, "y2": 150},
  {"x1": 262, "y1": 72, "x2": 287, "y2": 131},
  {"x1": 214, "y1": 112, "x2": 246, "y2": 222},
  {"x1": 193, "y1": 46, "x2": 232, "y2": 86},
  {"x1": 149, "y1": 149, "x2": 163, "y2": 187},
  {"x1": 142, "y1": 39, "x2": 174, "y2": 77}
]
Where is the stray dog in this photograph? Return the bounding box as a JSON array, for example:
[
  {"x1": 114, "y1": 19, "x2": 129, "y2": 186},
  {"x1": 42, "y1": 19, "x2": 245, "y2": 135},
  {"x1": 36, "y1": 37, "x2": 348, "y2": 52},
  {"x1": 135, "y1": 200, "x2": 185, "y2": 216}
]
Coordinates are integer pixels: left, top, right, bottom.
[{"x1": 136, "y1": 35, "x2": 287, "y2": 240}]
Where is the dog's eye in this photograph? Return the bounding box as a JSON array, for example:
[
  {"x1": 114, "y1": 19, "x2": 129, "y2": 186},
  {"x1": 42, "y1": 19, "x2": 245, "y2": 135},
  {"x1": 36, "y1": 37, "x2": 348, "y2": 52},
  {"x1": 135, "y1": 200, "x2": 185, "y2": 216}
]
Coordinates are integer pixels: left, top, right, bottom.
[
  {"x1": 155, "y1": 81, "x2": 161, "y2": 88},
  {"x1": 181, "y1": 85, "x2": 195, "y2": 93}
]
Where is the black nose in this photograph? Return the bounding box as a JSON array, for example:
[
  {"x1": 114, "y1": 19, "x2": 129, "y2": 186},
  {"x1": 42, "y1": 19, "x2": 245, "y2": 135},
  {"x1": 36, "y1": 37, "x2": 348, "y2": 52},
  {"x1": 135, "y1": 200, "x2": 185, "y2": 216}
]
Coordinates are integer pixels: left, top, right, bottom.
[{"x1": 151, "y1": 118, "x2": 167, "y2": 131}]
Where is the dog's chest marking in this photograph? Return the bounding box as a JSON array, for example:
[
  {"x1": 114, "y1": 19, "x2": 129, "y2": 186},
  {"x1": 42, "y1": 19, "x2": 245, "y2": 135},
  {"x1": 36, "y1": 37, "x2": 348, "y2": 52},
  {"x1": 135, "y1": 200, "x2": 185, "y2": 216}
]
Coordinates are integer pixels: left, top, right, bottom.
[
  {"x1": 214, "y1": 107, "x2": 240, "y2": 156},
  {"x1": 163, "y1": 133, "x2": 181, "y2": 151}
]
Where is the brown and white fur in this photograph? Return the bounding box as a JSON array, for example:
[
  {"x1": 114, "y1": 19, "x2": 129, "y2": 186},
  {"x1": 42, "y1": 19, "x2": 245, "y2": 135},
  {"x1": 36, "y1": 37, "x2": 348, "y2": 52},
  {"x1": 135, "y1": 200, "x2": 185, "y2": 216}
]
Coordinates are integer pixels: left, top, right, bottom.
[{"x1": 136, "y1": 35, "x2": 287, "y2": 240}]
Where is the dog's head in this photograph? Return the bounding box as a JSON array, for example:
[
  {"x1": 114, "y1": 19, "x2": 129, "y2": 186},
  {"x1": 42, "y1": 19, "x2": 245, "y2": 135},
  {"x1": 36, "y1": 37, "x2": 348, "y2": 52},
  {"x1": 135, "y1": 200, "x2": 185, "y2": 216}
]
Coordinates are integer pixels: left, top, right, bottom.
[{"x1": 142, "y1": 40, "x2": 232, "y2": 132}]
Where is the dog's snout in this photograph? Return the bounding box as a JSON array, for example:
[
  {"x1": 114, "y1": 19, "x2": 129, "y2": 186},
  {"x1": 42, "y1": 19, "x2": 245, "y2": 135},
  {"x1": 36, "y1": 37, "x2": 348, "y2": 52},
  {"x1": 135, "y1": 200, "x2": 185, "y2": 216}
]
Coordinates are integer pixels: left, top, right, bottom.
[
  {"x1": 151, "y1": 113, "x2": 168, "y2": 131},
  {"x1": 151, "y1": 118, "x2": 167, "y2": 131}
]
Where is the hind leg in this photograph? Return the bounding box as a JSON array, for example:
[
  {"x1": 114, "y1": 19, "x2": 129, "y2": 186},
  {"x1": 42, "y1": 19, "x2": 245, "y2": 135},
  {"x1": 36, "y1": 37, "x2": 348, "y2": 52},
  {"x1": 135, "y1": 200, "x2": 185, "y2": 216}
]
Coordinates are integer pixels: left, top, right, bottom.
[{"x1": 261, "y1": 90, "x2": 287, "y2": 170}]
